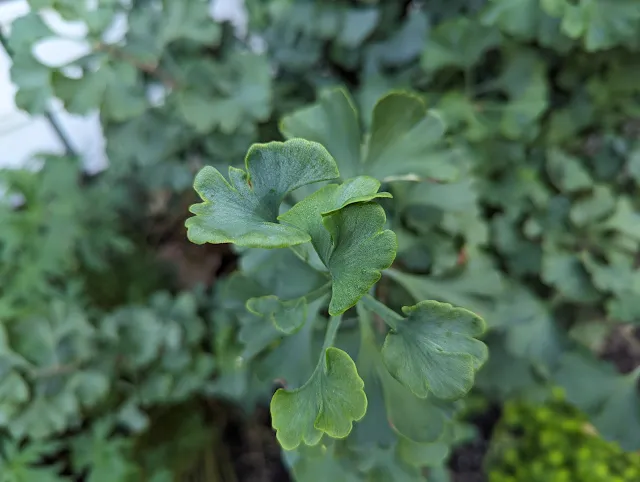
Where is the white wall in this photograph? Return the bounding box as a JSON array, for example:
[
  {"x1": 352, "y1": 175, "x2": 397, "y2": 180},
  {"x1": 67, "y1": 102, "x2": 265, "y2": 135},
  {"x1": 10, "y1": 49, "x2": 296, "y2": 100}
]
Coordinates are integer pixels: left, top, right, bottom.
[{"x1": 0, "y1": 0, "x2": 246, "y2": 171}]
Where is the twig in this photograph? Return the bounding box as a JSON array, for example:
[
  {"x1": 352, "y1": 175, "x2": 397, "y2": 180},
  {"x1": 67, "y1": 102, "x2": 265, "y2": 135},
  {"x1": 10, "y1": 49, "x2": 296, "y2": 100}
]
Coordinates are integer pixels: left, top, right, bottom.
[
  {"x1": 94, "y1": 42, "x2": 179, "y2": 89},
  {"x1": 30, "y1": 361, "x2": 82, "y2": 379},
  {"x1": 43, "y1": 110, "x2": 77, "y2": 157},
  {"x1": 0, "y1": 27, "x2": 78, "y2": 158}
]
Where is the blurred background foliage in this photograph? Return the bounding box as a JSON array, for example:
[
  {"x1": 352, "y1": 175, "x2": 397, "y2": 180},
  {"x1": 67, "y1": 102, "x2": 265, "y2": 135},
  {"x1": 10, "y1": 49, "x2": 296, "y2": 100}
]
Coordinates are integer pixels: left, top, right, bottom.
[{"x1": 2, "y1": 0, "x2": 640, "y2": 480}]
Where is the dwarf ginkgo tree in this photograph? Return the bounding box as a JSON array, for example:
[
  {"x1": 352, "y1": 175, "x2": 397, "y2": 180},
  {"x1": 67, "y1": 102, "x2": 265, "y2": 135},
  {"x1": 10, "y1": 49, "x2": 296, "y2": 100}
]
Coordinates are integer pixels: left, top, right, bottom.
[{"x1": 185, "y1": 136, "x2": 488, "y2": 451}]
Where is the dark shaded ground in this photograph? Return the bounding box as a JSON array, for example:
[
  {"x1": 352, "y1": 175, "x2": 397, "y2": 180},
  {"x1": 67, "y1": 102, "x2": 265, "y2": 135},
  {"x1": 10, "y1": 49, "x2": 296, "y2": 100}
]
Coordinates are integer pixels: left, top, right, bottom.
[
  {"x1": 222, "y1": 403, "x2": 503, "y2": 482},
  {"x1": 601, "y1": 325, "x2": 640, "y2": 374},
  {"x1": 448, "y1": 404, "x2": 502, "y2": 482},
  {"x1": 206, "y1": 327, "x2": 640, "y2": 482},
  {"x1": 220, "y1": 405, "x2": 291, "y2": 482}
]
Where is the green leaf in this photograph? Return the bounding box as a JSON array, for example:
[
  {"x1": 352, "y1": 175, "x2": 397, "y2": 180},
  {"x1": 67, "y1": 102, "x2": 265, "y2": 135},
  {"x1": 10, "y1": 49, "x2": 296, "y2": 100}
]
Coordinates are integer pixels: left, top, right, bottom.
[
  {"x1": 186, "y1": 139, "x2": 339, "y2": 248},
  {"x1": 288, "y1": 443, "x2": 362, "y2": 482},
  {"x1": 279, "y1": 89, "x2": 361, "y2": 179},
  {"x1": 280, "y1": 179, "x2": 396, "y2": 315},
  {"x1": 494, "y1": 287, "x2": 565, "y2": 366},
  {"x1": 53, "y1": 61, "x2": 146, "y2": 120},
  {"x1": 240, "y1": 249, "x2": 329, "y2": 300},
  {"x1": 7, "y1": 13, "x2": 53, "y2": 54},
  {"x1": 176, "y1": 53, "x2": 272, "y2": 133},
  {"x1": 386, "y1": 255, "x2": 504, "y2": 319},
  {"x1": 322, "y1": 203, "x2": 397, "y2": 315},
  {"x1": 562, "y1": 0, "x2": 640, "y2": 51},
  {"x1": 353, "y1": 307, "x2": 452, "y2": 446},
  {"x1": 255, "y1": 303, "x2": 320, "y2": 388},
  {"x1": 280, "y1": 88, "x2": 452, "y2": 181},
  {"x1": 238, "y1": 311, "x2": 279, "y2": 360},
  {"x1": 10, "y1": 55, "x2": 53, "y2": 114},
  {"x1": 546, "y1": 148, "x2": 592, "y2": 193},
  {"x1": 603, "y1": 197, "x2": 640, "y2": 241},
  {"x1": 0, "y1": 440, "x2": 64, "y2": 482},
  {"x1": 554, "y1": 351, "x2": 640, "y2": 451},
  {"x1": 162, "y1": 0, "x2": 222, "y2": 44},
  {"x1": 481, "y1": 0, "x2": 570, "y2": 47},
  {"x1": 337, "y1": 8, "x2": 380, "y2": 48},
  {"x1": 396, "y1": 420, "x2": 474, "y2": 469},
  {"x1": 364, "y1": 92, "x2": 451, "y2": 181},
  {"x1": 0, "y1": 371, "x2": 29, "y2": 426},
  {"x1": 496, "y1": 49, "x2": 548, "y2": 139},
  {"x1": 402, "y1": 178, "x2": 488, "y2": 247},
  {"x1": 270, "y1": 344, "x2": 367, "y2": 450},
  {"x1": 629, "y1": 146, "x2": 640, "y2": 185},
  {"x1": 397, "y1": 436, "x2": 449, "y2": 468},
  {"x1": 362, "y1": 446, "x2": 424, "y2": 482},
  {"x1": 421, "y1": 17, "x2": 501, "y2": 71},
  {"x1": 475, "y1": 334, "x2": 547, "y2": 400},
  {"x1": 246, "y1": 296, "x2": 307, "y2": 334},
  {"x1": 71, "y1": 420, "x2": 135, "y2": 482},
  {"x1": 279, "y1": 176, "x2": 391, "y2": 256},
  {"x1": 482, "y1": 0, "x2": 542, "y2": 38},
  {"x1": 377, "y1": 301, "x2": 487, "y2": 400},
  {"x1": 368, "y1": 9, "x2": 429, "y2": 69},
  {"x1": 541, "y1": 250, "x2": 599, "y2": 302},
  {"x1": 569, "y1": 185, "x2": 615, "y2": 226}
]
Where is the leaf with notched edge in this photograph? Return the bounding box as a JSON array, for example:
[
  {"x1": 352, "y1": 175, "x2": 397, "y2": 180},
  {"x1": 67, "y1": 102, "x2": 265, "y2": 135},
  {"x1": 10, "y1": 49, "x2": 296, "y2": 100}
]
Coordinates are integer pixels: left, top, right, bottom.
[
  {"x1": 186, "y1": 139, "x2": 339, "y2": 248},
  {"x1": 280, "y1": 177, "x2": 396, "y2": 315},
  {"x1": 270, "y1": 346, "x2": 367, "y2": 450},
  {"x1": 380, "y1": 301, "x2": 487, "y2": 400}
]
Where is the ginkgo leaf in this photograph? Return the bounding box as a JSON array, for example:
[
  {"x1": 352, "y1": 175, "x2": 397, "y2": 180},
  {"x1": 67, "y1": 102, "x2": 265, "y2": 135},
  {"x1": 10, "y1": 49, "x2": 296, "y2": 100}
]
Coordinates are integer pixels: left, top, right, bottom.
[
  {"x1": 385, "y1": 256, "x2": 503, "y2": 324},
  {"x1": 554, "y1": 350, "x2": 640, "y2": 451},
  {"x1": 352, "y1": 306, "x2": 452, "y2": 447},
  {"x1": 279, "y1": 176, "x2": 391, "y2": 254},
  {"x1": 374, "y1": 300, "x2": 487, "y2": 400},
  {"x1": 397, "y1": 436, "x2": 449, "y2": 468},
  {"x1": 186, "y1": 139, "x2": 339, "y2": 248},
  {"x1": 279, "y1": 89, "x2": 362, "y2": 179},
  {"x1": 421, "y1": 17, "x2": 501, "y2": 72},
  {"x1": 246, "y1": 295, "x2": 307, "y2": 334},
  {"x1": 280, "y1": 88, "x2": 453, "y2": 181},
  {"x1": 322, "y1": 203, "x2": 396, "y2": 315},
  {"x1": 280, "y1": 178, "x2": 396, "y2": 315},
  {"x1": 0, "y1": 440, "x2": 64, "y2": 482},
  {"x1": 364, "y1": 93, "x2": 451, "y2": 180},
  {"x1": 270, "y1": 346, "x2": 367, "y2": 450},
  {"x1": 558, "y1": 0, "x2": 640, "y2": 51}
]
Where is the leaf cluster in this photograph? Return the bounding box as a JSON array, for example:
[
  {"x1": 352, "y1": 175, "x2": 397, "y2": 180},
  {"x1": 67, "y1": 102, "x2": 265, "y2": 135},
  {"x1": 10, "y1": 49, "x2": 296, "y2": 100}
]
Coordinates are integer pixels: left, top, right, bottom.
[{"x1": 4, "y1": 0, "x2": 640, "y2": 480}]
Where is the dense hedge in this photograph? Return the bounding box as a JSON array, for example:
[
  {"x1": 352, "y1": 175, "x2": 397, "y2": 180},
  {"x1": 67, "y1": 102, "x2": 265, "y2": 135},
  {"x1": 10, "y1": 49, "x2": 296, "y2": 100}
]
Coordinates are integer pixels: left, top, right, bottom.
[
  {"x1": 2, "y1": 0, "x2": 640, "y2": 480},
  {"x1": 489, "y1": 392, "x2": 640, "y2": 482}
]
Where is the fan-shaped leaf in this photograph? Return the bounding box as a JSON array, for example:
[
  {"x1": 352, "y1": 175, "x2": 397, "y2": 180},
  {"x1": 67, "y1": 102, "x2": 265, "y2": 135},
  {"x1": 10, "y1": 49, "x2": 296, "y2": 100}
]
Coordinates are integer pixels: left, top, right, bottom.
[
  {"x1": 380, "y1": 301, "x2": 487, "y2": 400},
  {"x1": 186, "y1": 139, "x2": 339, "y2": 248},
  {"x1": 270, "y1": 346, "x2": 367, "y2": 450}
]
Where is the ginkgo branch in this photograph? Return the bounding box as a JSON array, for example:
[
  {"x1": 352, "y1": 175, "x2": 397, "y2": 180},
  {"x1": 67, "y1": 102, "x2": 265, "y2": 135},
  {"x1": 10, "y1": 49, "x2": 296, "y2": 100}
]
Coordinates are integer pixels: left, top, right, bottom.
[{"x1": 360, "y1": 294, "x2": 402, "y2": 330}]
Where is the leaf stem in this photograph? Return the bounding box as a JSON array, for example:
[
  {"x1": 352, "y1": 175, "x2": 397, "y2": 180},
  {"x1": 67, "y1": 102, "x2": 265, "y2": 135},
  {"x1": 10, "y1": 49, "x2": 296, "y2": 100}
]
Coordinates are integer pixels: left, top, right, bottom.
[
  {"x1": 322, "y1": 315, "x2": 342, "y2": 353},
  {"x1": 314, "y1": 315, "x2": 342, "y2": 375},
  {"x1": 360, "y1": 294, "x2": 403, "y2": 330},
  {"x1": 304, "y1": 282, "x2": 332, "y2": 304},
  {"x1": 288, "y1": 244, "x2": 328, "y2": 274},
  {"x1": 0, "y1": 29, "x2": 78, "y2": 158}
]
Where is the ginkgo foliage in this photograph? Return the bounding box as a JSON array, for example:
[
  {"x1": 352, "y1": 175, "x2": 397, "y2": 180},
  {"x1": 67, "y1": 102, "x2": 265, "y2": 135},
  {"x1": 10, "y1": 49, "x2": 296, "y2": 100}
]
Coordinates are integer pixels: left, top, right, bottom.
[
  {"x1": 186, "y1": 136, "x2": 488, "y2": 450},
  {"x1": 5, "y1": 0, "x2": 640, "y2": 480}
]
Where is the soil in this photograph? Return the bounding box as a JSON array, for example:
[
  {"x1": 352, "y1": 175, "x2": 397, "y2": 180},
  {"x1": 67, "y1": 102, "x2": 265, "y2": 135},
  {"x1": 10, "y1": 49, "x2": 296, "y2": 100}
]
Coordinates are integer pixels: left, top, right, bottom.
[
  {"x1": 219, "y1": 403, "x2": 503, "y2": 482},
  {"x1": 600, "y1": 325, "x2": 640, "y2": 374},
  {"x1": 220, "y1": 405, "x2": 291, "y2": 482},
  {"x1": 210, "y1": 323, "x2": 640, "y2": 482},
  {"x1": 448, "y1": 404, "x2": 502, "y2": 482}
]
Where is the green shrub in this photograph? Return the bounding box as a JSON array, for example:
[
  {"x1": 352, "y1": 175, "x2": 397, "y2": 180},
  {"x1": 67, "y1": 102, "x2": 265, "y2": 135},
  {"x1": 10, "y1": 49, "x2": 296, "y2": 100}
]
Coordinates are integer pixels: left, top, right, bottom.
[
  {"x1": 2, "y1": 0, "x2": 640, "y2": 481},
  {"x1": 489, "y1": 390, "x2": 640, "y2": 482}
]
